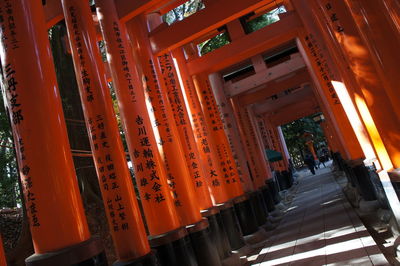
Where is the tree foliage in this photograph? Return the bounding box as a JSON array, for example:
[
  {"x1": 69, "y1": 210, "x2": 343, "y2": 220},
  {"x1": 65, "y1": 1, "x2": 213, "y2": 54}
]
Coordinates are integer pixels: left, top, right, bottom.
[
  {"x1": 0, "y1": 95, "x2": 20, "y2": 208},
  {"x1": 281, "y1": 115, "x2": 326, "y2": 168},
  {"x1": 163, "y1": 0, "x2": 205, "y2": 25},
  {"x1": 198, "y1": 32, "x2": 230, "y2": 56},
  {"x1": 244, "y1": 6, "x2": 286, "y2": 34}
]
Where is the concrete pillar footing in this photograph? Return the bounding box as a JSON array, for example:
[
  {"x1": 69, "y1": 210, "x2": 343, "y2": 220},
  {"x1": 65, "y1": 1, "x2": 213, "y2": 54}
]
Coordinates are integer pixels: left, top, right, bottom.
[
  {"x1": 113, "y1": 250, "x2": 158, "y2": 266},
  {"x1": 25, "y1": 237, "x2": 106, "y2": 266}
]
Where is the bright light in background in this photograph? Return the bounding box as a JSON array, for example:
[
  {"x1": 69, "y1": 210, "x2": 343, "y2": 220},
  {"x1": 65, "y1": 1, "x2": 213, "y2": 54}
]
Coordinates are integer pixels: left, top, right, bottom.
[
  {"x1": 331, "y1": 81, "x2": 377, "y2": 165},
  {"x1": 354, "y1": 94, "x2": 393, "y2": 171}
]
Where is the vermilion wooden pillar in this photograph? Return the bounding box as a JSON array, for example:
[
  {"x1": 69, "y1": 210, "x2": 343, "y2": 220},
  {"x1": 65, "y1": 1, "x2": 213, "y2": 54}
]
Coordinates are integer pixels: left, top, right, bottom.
[
  {"x1": 231, "y1": 100, "x2": 269, "y2": 190},
  {"x1": 172, "y1": 48, "x2": 237, "y2": 259},
  {"x1": 0, "y1": 0, "x2": 104, "y2": 265},
  {"x1": 229, "y1": 99, "x2": 273, "y2": 226},
  {"x1": 125, "y1": 14, "x2": 222, "y2": 266},
  {"x1": 320, "y1": 121, "x2": 340, "y2": 154},
  {"x1": 263, "y1": 115, "x2": 286, "y2": 172},
  {"x1": 182, "y1": 48, "x2": 259, "y2": 246},
  {"x1": 157, "y1": 52, "x2": 213, "y2": 211},
  {"x1": 343, "y1": 0, "x2": 400, "y2": 122},
  {"x1": 126, "y1": 15, "x2": 202, "y2": 228},
  {"x1": 192, "y1": 74, "x2": 244, "y2": 199},
  {"x1": 155, "y1": 52, "x2": 222, "y2": 266},
  {"x1": 296, "y1": 35, "x2": 364, "y2": 162},
  {"x1": 298, "y1": 0, "x2": 400, "y2": 171},
  {"x1": 192, "y1": 73, "x2": 264, "y2": 239},
  {"x1": 61, "y1": 0, "x2": 157, "y2": 264},
  {"x1": 307, "y1": 0, "x2": 400, "y2": 225},
  {"x1": 172, "y1": 49, "x2": 229, "y2": 206},
  {"x1": 208, "y1": 73, "x2": 254, "y2": 193}
]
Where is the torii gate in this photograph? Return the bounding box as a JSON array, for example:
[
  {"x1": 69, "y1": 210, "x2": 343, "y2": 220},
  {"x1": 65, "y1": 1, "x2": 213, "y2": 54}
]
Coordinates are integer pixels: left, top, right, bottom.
[{"x1": 1, "y1": 0, "x2": 400, "y2": 265}]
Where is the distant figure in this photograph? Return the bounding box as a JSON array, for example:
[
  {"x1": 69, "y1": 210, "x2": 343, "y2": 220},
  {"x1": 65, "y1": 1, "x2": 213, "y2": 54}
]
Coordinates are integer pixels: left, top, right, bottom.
[
  {"x1": 304, "y1": 153, "x2": 316, "y2": 175},
  {"x1": 317, "y1": 148, "x2": 327, "y2": 168}
]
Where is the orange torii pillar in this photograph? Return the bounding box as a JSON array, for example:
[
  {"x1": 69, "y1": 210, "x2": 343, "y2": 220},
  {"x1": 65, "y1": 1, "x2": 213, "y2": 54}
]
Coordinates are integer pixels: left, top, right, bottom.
[
  {"x1": 342, "y1": 0, "x2": 400, "y2": 123},
  {"x1": 320, "y1": 120, "x2": 341, "y2": 155},
  {"x1": 296, "y1": 0, "x2": 383, "y2": 199},
  {"x1": 230, "y1": 98, "x2": 279, "y2": 216},
  {"x1": 192, "y1": 73, "x2": 264, "y2": 241},
  {"x1": 61, "y1": 0, "x2": 160, "y2": 265},
  {"x1": 207, "y1": 73, "x2": 254, "y2": 193},
  {"x1": 307, "y1": 0, "x2": 400, "y2": 222},
  {"x1": 0, "y1": 235, "x2": 5, "y2": 266},
  {"x1": 250, "y1": 109, "x2": 290, "y2": 172},
  {"x1": 0, "y1": 0, "x2": 105, "y2": 265},
  {"x1": 295, "y1": 36, "x2": 364, "y2": 164},
  {"x1": 249, "y1": 110, "x2": 288, "y2": 202},
  {"x1": 178, "y1": 48, "x2": 252, "y2": 251},
  {"x1": 157, "y1": 53, "x2": 213, "y2": 213},
  {"x1": 156, "y1": 52, "x2": 221, "y2": 265},
  {"x1": 125, "y1": 14, "x2": 221, "y2": 265},
  {"x1": 263, "y1": 115, "x2": 287, "y2": 173},
  {"x1": 229, "y1": 100, "x2": 268, "y2": 190},
  {"x1": 312, "y1": 0, "x2": 400, "y2": 183},
  {"x1": 272, "y1": 125, "x2": 290, "y2": 171},
  {"x1": 208, "y1": 73, "x2": 272, "y2": 226},
  {"x1": 172, "y1": 48, "x2": 235, "y2": 259},
  {"x1": 292, "y1": 0, "x2": 364, "y2": 165},
  {"x1": 257, "y1": 115, "x2": 288, "y2": 200}
]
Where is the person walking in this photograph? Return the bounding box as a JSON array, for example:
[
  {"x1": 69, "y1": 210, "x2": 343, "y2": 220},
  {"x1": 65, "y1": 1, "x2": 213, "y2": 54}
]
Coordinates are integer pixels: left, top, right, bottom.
[{"x1": 304, "y1": 153, "x2": 316, "y2": 175}]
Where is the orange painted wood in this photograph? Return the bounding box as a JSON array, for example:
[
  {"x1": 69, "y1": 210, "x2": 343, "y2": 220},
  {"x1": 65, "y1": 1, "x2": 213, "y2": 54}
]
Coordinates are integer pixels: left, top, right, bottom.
[
  {"x1": 172, "y1": 49, "x2": 230, "y2": 205},
  {"x1": 126, "y1": 16, "x2": 202, "y2": 226},
  {"x1": 209, "y1": 73, "x2": 255, "y2": 192},
  {"x1": 157, "y1": 52, "x2": 213, "y2": 210},
  {"x1": 0, "y1": 0, "x2": 90, "y2": 253},
  {"x1": 62, "y1": 0, "x2": 154, "y2": 260},
  {"x1": 96, "y1": 0, "x2": 184, "y2": 255},
  {"x1": 192, "y1": 74, "x2": 244, "y2": 199}
]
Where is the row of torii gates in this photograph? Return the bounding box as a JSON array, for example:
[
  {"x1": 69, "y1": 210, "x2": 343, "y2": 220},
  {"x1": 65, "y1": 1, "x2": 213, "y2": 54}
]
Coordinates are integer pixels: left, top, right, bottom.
[{"x1": 1, "y1": 0, "x2": 400, "y2": 265}]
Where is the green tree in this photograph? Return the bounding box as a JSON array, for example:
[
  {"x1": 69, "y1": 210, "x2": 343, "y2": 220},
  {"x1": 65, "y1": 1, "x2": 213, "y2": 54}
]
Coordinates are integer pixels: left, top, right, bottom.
[
  {"x1": 163, "y1": 0, "x2": 204, "y2": 25},
  {"x1": 281, "y1": 114, "x2": 326, "y2": 167},
  {"x1": 244, "y1": 6, "x2": 286, "y2": 34},
  {"x1": 0, "y1": 95, "x2": 20, "y2": 208}
]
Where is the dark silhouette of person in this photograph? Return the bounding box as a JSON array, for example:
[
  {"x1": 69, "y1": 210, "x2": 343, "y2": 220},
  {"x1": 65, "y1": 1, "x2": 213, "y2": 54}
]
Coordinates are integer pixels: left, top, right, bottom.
[{"x1": 304, "y1": 153, "x2": 316, "y2": 175}]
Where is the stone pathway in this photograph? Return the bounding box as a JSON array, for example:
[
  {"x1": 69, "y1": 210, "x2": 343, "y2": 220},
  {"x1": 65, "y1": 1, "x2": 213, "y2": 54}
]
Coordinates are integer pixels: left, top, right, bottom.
[{"x1": 247, "y1": 166, "x2": 390, "y2": 265}]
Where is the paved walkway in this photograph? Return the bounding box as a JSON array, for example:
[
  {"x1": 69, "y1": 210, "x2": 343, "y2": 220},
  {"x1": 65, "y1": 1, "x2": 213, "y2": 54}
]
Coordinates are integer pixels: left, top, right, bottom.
[{"x1": 247, "y1": 166, "x2": 390, "y2": 265}]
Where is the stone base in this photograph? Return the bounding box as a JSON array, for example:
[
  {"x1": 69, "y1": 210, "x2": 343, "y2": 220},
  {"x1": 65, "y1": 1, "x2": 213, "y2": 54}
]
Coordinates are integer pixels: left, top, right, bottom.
[
  {"x1": 187, "y1": 218, "x2": 221, "y2": 266},
  {"x1": 219, "y1": 202, "x2": 245, "y2": 251},
  {"x1": 149, "y1": 227, "x2": 197, "y2": 266},
  {"x1": 113, "y1": 251, "x2": 158, "y2": 266},
  {"x1": 25, "y1": 237, "x2": 106, "y2": 266}
]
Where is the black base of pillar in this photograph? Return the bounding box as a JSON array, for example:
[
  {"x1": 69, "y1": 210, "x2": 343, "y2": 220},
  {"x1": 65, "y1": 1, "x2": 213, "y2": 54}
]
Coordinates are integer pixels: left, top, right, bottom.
[
  {"x1": 275, "y1": 171, "x2": 289, "y2": 190},
  {"x1": 187, "y1": 218, "x2": 221, "y2": 266},
  {"x1": 261, "y1": 185, "x2": 276, "y2": 212},
  {"x1": 113, "y1": 251, "x2": 158, "y2": 266},
  {"x1": 281, "y1": 170, "x2": 293, "y2": 189},
  {"x1": 348, "y1": 159, "x2": 377, "y2": 201},
  {"x1": 25, "y1": 237, "x2": 106, "y2": 266},
  {"x1": 233, "y1": 195, "x2": 258, "y2": 236},
  {"x1": 249, "y1": 191, "x2": 268, "y2": 226},
  {"x1": 219, "y1": 202, "x2": 245, "y2": 250},
  {"x1": 267, "y1": 178, "x2": 281, "y2": 204},
  {"x1": 149, "y1": 227, "x2": 197, "y2": 266},
  {"x1": 202, "y1": 207, "x2": 231, "y2": 260}
]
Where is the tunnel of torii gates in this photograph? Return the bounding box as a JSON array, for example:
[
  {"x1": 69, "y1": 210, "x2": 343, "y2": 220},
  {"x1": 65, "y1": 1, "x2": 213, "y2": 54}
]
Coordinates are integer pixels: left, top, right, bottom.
[{"x1": 1, "y1": 0, "x2": 400, "y2": 265}]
